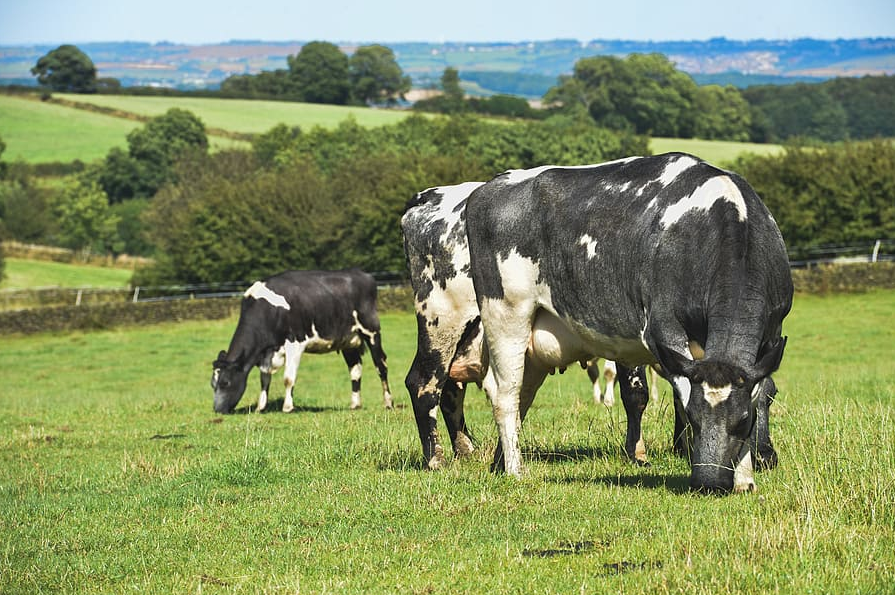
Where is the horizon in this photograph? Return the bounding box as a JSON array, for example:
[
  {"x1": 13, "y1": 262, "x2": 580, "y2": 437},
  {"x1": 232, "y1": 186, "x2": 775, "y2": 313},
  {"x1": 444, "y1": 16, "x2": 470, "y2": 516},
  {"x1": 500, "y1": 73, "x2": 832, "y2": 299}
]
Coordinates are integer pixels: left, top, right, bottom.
[{"x1": 1, "y1": 0, "x2": 893, "y2": 47}]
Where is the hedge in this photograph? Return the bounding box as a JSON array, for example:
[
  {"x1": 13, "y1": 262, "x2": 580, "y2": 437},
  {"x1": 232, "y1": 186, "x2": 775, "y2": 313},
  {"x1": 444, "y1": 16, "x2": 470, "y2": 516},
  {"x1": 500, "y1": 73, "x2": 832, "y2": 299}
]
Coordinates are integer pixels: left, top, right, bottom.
[{"x1": 1, "y1": 265, "x2": 891, "y2": 336}]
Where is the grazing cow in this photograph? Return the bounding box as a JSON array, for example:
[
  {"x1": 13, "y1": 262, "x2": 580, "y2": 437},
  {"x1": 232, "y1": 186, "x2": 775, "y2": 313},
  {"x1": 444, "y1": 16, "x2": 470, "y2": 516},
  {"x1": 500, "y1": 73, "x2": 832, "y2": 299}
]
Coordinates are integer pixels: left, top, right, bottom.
[
  {"x1": 401, "y1": 183, "x2": 653, "y2": 469},
  {"x1": 211, "y1": 269, "x2": 393, "y2": 413},
  {"x1": 590, "y1": 359, "x2": 661, "y2": 407},
  {"x1": 465, "y1": 153, "x2": 792, "y2": 492}
]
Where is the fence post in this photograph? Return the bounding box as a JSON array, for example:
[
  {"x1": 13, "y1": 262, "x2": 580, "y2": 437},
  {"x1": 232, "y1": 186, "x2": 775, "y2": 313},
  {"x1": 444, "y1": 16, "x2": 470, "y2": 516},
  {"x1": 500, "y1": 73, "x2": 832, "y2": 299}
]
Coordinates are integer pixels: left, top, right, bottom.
[
  {"x1": 75, "y1": 289, "x2": 82, "y2": 306},
  {"x1": 872, "y1": 240, "x2": 881, "y2": 263},
  {"x1": 133, "y1": 287, "x2": 140, "y2": 302}
]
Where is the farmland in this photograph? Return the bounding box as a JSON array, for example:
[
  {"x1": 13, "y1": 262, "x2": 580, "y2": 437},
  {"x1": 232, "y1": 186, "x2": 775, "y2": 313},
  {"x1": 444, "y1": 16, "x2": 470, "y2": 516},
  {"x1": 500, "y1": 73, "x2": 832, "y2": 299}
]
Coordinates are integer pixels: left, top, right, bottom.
[
  {"x1": 0, "y1": 92, "x2": 783, "y2": 166},
  {"x1": 0, "y1": 289, "x2": 893, "y2": 593}
]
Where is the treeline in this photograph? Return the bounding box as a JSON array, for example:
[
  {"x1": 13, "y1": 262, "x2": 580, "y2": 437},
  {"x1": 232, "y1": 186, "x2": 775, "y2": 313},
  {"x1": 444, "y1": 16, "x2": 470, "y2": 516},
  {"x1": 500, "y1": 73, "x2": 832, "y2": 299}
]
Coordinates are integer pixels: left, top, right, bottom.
[
  {"x1": 1, "y1": 109, "x2": 893, "y2": 286},
  {"x1": 19, "y1": 43, "x2": 895, "y2": 144}
]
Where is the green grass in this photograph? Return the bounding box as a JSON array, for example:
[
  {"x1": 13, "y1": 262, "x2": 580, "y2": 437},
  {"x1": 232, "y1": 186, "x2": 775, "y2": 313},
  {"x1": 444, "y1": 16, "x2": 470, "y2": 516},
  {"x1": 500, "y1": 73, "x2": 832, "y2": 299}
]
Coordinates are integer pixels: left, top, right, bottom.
[
  {"x1": 0, "y1": 95, "x2": 141, "y2": 163},
  {"x1": 55, "y1": 93, "x2": 414, "y2": 135},
  {"x1": 650, "y1": 137, "x2": 784, "y2": 165},
  {"x1": 0, "y1": 257, "x2": 133, "y2": 289},
  {"x1": 1, "y1": 291, "x2": 893, "y2": 593}
]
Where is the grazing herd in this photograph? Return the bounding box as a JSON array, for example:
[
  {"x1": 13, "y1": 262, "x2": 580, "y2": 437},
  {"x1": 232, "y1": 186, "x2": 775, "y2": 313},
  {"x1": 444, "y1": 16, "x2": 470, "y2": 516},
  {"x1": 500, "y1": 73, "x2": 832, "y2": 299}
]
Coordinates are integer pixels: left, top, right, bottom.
[{"x1": 212, "y1": 152, "x2": 793, "y2": 494}]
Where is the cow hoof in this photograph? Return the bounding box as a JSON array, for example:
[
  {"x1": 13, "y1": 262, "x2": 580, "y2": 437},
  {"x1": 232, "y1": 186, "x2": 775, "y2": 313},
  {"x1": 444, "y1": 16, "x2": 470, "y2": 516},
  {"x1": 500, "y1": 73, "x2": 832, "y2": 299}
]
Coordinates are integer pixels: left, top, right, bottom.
[
  {"x1": 282, "y1": 404, "x2": 295, "y2": 413},
  {"x1": 350, "y1": 403, "x2": 362, "y2": 410}
]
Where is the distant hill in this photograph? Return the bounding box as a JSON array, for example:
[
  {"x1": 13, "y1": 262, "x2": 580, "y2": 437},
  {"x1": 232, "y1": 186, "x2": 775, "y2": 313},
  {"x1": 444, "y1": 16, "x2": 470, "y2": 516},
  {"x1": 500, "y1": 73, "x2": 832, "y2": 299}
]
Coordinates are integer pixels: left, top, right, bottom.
[{"x1": 2, "y1": 37, "x2": 893, "y2": 97}]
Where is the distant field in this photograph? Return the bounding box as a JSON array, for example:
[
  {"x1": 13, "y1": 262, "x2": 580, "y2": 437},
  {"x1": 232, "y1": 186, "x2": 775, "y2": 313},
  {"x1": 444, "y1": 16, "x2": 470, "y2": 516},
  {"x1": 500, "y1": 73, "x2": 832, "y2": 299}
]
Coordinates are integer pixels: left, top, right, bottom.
[
  {"x1": 0, "y1": 257, "x2": 133, "y2": 289},
  {"x1": 54, "y1": 93, "x2": 413, "y2": 135},
  {"x1": 0, "y1": 95, "x2": 140, "y2": 163},
  {"x1": 3, "y1": 92, "x2": 787, "y2": 166},
  {"x1": 650, "y1": 137, "x2": 784, "y2": 165},
  {"x1": 0, "y1": 95, "x2": 246, "y2": 163}
]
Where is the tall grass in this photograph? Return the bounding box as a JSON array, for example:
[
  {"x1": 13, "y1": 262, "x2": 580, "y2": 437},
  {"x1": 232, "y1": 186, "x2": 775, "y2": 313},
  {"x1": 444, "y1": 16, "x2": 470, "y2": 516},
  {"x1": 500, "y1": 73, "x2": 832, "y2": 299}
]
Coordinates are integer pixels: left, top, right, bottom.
[{"x1": 0, "y1": 292, "x2": 893, "y2": 593}]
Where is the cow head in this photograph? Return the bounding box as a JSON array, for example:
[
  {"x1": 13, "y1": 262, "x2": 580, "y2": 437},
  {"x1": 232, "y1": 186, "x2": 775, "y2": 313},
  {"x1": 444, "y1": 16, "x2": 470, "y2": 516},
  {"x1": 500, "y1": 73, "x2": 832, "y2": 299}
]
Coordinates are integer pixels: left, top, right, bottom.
[
  {"x1": 656, "y1": 337, "x2": 786, "y2": 493},
  {"x1": 211, "y1": 350, "x2": 249, "y2": 413}
]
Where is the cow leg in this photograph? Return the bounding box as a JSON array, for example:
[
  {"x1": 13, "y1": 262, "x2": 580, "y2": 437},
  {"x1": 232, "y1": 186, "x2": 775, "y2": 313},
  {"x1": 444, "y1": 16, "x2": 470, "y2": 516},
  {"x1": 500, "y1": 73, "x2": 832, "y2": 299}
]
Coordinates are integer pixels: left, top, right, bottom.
[
  {"x1": 440, "y1": 381, "x2": 476, "y2": 458},
  {"x1": 490, "y1": 355, "x2": 548, "y2": 474},
  {"x1": 753, "y1": 376, "x2": 779, "y2": 471},
  {"x1": 671, "y1": 387, "x2": 692, "y2": 460},
  {"x1": 602, "y1": 360, "x2": 617, "y2": 407},
  {"x1": 257, "y1": 370, "x2": 271, "y2": 412},
  {"x1": 405, "y1": 349, "x2": 451, "y2": 469},
  {"x1": 366, "y1": 330, "x2": 393, "y2": 409},
  {"x1": 342, "y1": 349, "x2": 364, "y2": 410},
  {"x1": 617, "y1": 364, "x2": 650, "y2": 466},
  {"x1": 281, "y1": 341, "x2": 304, "y2": 413}
]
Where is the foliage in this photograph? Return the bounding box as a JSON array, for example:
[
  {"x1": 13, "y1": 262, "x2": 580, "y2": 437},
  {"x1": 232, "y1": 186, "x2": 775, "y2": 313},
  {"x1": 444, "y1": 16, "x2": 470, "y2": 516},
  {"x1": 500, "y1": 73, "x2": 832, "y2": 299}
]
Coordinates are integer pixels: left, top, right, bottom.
[
  {"x1": 732, "y1": 140, "x2": 895, "y2": 253},
  {"x1": 544, "y1": 53, "x2": 739, "y2": 139},
  {"x1": 52, "y1": 177, "x2": 122, "y2": 254},
  {"x1": 30, "y1": 44, "x2": 98, "y2": 93},
  {"x1": 139, "y1": 113, "x2": 645, "y2": 284},
  {"x1": 97, "y1": 108, "x2": 209, "y2": 202},
  {"x1": 0, "y1": 164, "x2": 56, "y2": 244},
  {"x1": 349, "y1": 45, "x2": 411, "y2": 105},
  {"x1": 288, "y1": 41, "x2": 352, "y2": 105}
]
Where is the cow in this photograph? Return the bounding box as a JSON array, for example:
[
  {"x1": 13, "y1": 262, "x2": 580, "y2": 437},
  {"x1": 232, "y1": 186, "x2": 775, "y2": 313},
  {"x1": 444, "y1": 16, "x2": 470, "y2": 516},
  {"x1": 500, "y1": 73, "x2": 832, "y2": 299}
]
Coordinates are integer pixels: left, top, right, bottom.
[
  {"x1": 401, "y1": 182, "x2": 653, "y2": 470},
  {"x1": 211, "y1": 269, "x2": 393, "y2": 414},
  {"x1": 590, "y1": 359, "x2": 661, "y2": 407},
  {"x1": 465, "y1": 153, "x2": 792, "y2": 493}
]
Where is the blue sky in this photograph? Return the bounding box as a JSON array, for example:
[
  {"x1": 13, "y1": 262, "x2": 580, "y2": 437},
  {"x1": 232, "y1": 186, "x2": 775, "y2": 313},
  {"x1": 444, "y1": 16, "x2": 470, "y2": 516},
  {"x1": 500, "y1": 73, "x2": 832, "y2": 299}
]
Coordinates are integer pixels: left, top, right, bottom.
[{"x1": 1, "y1": 0, "x2": 893, "y2": 45}]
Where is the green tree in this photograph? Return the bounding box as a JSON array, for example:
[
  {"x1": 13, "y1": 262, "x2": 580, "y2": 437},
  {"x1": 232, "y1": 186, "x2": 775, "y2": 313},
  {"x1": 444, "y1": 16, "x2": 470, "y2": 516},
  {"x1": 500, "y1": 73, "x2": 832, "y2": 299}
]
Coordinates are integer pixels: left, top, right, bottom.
[
  {"x1": 288, "y1": 41, "x2": 351, "y2": 104},
  {"x1": 545, "y1": 53, "x2": 700, "y2": 137},
  {"x1": 349, "y1": 44, "x2": 411, "y2": 105},
  {"x1": 99, "y1": 108, "x2": 208, "y2": 202},
  {"x1": 31, "y1": 44, "x2": 97, "y2": 93},
  {"x1": 693, "y1": 85, "x2": 752, "y2": 141},
  {"x1": 53, "y1": 178, "x2": 122, "y2": 254}
]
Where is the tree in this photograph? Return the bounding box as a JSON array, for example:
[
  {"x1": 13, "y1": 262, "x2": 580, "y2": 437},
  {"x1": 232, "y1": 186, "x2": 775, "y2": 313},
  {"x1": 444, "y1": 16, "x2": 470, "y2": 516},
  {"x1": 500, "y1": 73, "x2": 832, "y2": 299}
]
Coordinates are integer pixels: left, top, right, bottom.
[
  {"x1": 53, "y1": 178, "x2": 122, "y2": 254},
  {"x1": 288, "y1": 42, "x2": 351, "y2": 104},
  {"x1": 31, "y1": 45, "x2": 97, "y2": 93},
  {"x1": 99, "y1": 108, "x2": 208, "y2": 202},
  {"x1": 349, "y1": 45, "x2": 411, "y2": 105},
  {"x1": 693, "y1": 85, "x2": 752, "y2": 141}
]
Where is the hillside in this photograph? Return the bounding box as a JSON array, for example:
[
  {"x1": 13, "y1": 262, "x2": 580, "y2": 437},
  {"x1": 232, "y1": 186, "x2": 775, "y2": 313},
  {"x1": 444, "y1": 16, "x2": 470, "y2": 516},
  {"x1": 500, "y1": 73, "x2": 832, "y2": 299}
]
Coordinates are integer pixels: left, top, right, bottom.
[{"x1": 2, "y1": 37, "x2": 894, "y2": 95}]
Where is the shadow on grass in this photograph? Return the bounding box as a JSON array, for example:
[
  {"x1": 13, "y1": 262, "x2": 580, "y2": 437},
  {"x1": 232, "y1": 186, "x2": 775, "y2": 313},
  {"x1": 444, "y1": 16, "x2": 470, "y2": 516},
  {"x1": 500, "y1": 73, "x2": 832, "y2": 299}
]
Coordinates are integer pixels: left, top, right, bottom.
[
  {"x1": 233, "y1": 398, "x2": 339, "y2": 415},
  {"x1": 549, "y1": 472, "x2": 691, "y2": 494},
  {"x1": 523, "y1": 445, "x2": 619, "y2": 464}
]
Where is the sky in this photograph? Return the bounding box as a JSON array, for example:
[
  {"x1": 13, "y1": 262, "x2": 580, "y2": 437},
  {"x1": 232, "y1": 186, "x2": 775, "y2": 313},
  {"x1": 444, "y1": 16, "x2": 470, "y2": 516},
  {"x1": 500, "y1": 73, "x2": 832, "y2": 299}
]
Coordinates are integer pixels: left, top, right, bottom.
[{"x1": 1, "y1": 0, "x2": 893, "y2": 46}]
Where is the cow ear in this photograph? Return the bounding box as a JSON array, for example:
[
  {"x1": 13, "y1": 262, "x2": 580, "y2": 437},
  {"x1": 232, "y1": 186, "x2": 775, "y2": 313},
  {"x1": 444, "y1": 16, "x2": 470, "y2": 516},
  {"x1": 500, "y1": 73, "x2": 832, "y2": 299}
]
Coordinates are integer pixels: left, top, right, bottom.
[
  {"x1": 653, "y1": 342, "x2": 695, "y2": 378},
  {"x1": 752, "y1": 336, "x2": 787, "y2": 379}
]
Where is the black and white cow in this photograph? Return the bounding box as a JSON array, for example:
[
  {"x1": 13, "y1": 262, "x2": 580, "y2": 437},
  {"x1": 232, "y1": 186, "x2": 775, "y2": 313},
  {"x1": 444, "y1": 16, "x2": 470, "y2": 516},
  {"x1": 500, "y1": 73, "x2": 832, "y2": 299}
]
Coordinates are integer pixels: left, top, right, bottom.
[
  {"x1": 211, "y1": 269, "x2": 393, "y2": 413},
  {"x1": 465, "y1": 153, "x2": 792, "y2": 492},
  {"x1": 401, "y1": 183, "x2": 653, "y2": 469}
]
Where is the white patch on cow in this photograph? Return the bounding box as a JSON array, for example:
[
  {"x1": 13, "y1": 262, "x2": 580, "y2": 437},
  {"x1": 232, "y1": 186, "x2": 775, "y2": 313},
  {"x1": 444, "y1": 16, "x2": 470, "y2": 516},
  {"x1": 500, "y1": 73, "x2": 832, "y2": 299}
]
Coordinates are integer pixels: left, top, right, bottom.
[
  {"x1": 301, "y1": 324, "x2": 339, "y2": 354},
  {"x1": 244, "y1": 281, "x2": 291, "y2": 310},
  {"x1": 751, "y1": 382, "x2": 763, "y2": 403},
  {"x1": 500, "y1": 159, "x2": 638, "y2": 185},
  {"x1": 734, "y1": 450, "x2": 756, "y2": 493},
  {"x1": 578, "y1": 234, "x2": 599, "y2": 259},
  {"x1": 659, "y1": 154, "x2": 699, "y2": 186},
  {"x1": 673, "y1": 376, "x2": 692, "y2": 409},
  {"x1": 660, "y1": 175, "x2": 748, "y2": 229},
  {"x1": 349, "y1": 362, "x2": 362, "y2": 382},
  {"x1": 702, "y1": 382, "x2": 732, "y2": 408},
  {"x1": 281, "y1": 340, "x2": 304, "y2": 413}
]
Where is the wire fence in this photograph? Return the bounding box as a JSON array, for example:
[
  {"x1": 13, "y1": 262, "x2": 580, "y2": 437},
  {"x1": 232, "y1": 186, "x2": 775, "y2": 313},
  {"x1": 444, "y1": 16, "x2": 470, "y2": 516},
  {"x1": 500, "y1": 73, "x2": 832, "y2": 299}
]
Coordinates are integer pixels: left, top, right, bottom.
[{"x1": 2, "y1": 242, "x2": 892, "y2": 310}]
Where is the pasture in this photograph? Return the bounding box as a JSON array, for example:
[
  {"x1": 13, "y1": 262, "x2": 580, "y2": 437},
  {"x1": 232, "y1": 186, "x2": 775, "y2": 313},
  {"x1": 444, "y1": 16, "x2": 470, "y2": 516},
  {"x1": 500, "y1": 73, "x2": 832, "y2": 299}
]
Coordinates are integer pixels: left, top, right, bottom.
[
  {"x1": 1, "y1": 290, "x2": 893, "y2": 593},
  {"x1": 1, "y1": 92, "x2": 786, "y2": 166},
  {"x1": 0, "y1": 257, "x2": 134, "y2": 290}
]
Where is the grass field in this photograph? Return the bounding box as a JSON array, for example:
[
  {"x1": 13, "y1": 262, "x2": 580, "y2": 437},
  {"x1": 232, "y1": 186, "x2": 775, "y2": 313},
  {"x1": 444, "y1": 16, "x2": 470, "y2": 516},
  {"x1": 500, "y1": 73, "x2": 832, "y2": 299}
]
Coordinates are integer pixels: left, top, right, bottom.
[
  {"x1": 0, "y1": 257, "x2": 134, "y2": 289},
  {"x1": 2, "y1": 91, "x2": 788, "y2": 166},
  {"x1": 1, "y1": 290, "x2": 893, "y2": 593},
  {"x1": 54, "y1": 93, "x2": 414, "y2": 135},
  {"x1": 650, "y1": 137, "x2": 784, "y2": 165}
]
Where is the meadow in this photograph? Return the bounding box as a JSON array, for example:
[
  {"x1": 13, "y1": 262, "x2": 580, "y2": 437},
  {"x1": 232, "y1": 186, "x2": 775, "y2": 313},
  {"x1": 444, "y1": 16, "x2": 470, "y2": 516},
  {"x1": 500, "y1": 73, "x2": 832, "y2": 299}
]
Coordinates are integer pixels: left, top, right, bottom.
[
  {"x1": 0, "y1": 92, "x2": 783, "y2": 166},
  {"x1": 0, "y1": 257, "x2": 134, "y2": 289},
  {"x1": 1, "y1": 289, "x2": 893, "y2": 593}
]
